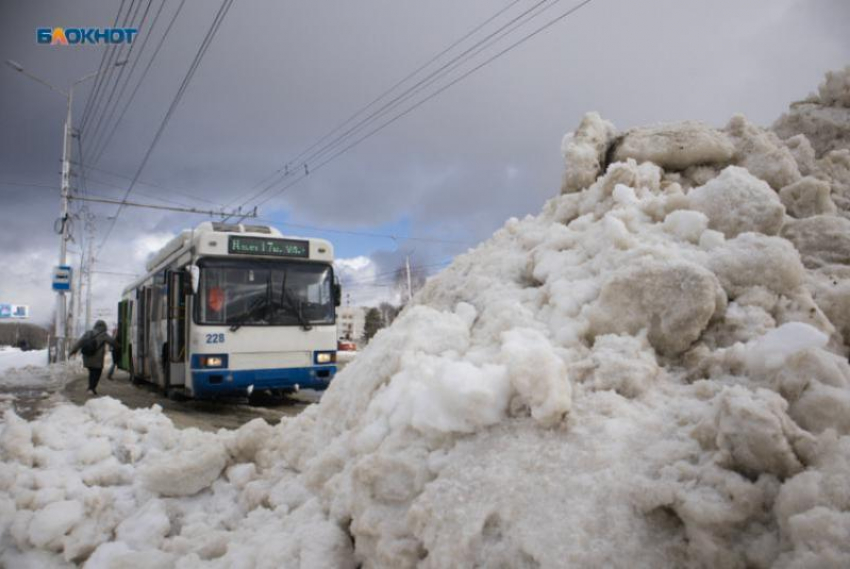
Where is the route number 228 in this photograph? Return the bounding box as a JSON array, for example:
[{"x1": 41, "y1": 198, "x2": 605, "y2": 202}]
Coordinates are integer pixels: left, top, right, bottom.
[{"x1": 205, "y1": 333, "x2": 225, "y2": 344}]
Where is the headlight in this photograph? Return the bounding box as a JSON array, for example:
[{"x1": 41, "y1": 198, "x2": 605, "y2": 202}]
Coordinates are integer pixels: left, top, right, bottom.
[
  {"x1": 315, "y1": 351, "x2": 336, "y2": 364},
  {"x1": 202, "y1": 356, "x2": 225, "y2": 368}
]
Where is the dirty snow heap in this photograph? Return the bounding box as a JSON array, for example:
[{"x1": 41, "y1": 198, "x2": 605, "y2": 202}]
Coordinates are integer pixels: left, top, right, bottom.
[{"x1": 3, "y1": 66, "x2": 850, "y2": 568}]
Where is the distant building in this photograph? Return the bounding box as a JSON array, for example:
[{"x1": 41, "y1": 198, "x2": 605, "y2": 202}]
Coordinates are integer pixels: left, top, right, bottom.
[{"x1": 336, "y1": 306, "x2": 366, "y2": 341}]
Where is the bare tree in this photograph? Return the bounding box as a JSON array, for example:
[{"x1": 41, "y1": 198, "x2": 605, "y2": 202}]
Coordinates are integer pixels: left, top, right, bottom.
[
  {"x1": 363, "y1": 308, "x2": 385, "y2": 343},
  {"x1": 378, "y1": 302, "x2": 401, "y2": 327},
  {"x1": 0, "y1": 323, "x2": 50, "y2": 350}
]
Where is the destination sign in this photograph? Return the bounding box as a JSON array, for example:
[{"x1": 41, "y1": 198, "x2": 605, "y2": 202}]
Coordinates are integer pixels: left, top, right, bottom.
[{"x1": 228, "y1": 236, "x2": 309, "y2": 258}]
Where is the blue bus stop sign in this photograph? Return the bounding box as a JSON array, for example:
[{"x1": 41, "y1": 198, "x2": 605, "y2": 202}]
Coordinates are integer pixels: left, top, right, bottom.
[{"x1": 52, "y1": 265, "x2": 72, "y2": 291}]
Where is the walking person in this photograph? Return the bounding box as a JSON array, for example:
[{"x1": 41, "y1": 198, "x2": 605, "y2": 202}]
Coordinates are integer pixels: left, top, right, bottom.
[
  {"x1": 70, "y1": 320, "x2": 116, "y2": 396},
  {"x1": 107, "y1": 327, "x2": 122, "y2": 380}
]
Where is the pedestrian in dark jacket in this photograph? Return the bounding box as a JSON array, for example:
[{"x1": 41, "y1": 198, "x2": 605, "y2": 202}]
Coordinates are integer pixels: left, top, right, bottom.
[
  {"x1": 107, "y1": 327, "x2": 122, "y2": 380},
  {"x1": 70, "y1": 320, "x2": 116, "y2": 396}
]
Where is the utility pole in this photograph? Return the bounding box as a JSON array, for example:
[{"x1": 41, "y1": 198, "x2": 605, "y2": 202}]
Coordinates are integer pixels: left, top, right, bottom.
[
  {"x1": 5, "y1": 59, "x2": 126, "y2": 362},
  {"x1": 405, "y1": 255, "x2": 413, "y2": 304},
  {"x1": 55, "y1": 83, "x2": 73, "y2": 361}
]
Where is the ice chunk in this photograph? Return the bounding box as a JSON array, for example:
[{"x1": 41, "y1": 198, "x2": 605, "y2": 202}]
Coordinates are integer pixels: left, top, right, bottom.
[
  {"x1": 783, "y1": 134, "x2": 817, "y2": 176},
  {"x1": 781, "y1": 215, "x2": 850, "y2": 269},
  {"x1": 779, "y1": 177, "x2": 837, "y2": 218},
  {"x1": 726, "y1": 115, "x2": 801, "y2": 189},
  {"x1": 138, "y1": 436, "x2": 228, "y2": 497},
  {"x1": 369, "y1": 355, "x2": 510, "y2": 436},
  {"x1": 790, "y1": 381, "x2": 850, "y2": 435},
  {"x1": 688, "y1": 165, "x2": 785, "y2": 237},
  {"x1": 561, "y1": 112, "x2": 617, "y2": 194},
  {"x1": 745, "y1": 322, "x2": 828, "y2": 371},
  {"x1": 805, "y1": 267, "x2": 850, "y2": 348},
  {"x1": 580, "y1": 334, "x2": 660, "y2": 398},
  {"x1": 27, "y1": 499, "x2": 84, "y2": 549},
  {"x1": 708, "y1": 233, "x2": 805, "y2": 296},
  {"x1": 773, "y1": 67, "x2": 850, "y2": 158},
  {"x1": 612, "y1": 121, "x2": 734, "y2": 171},
  {"x1": 499, "y1": 328, "x2": 571, "y2": 425},
  {"x1": 586, "y1": 259, "x2": 722, "y2": 355},
  {"x1": 714, "y1": 386, "x2": 811, "y2": 479},
  {"x1": 114, "y1": 499, "x2": 170, "y2": 550},
  {"x1": 818, "y1": 65, "x2": 850, "y2": 108},
  {"x1": 663, "y1": 209, "x2": 709, "y2": 243}
]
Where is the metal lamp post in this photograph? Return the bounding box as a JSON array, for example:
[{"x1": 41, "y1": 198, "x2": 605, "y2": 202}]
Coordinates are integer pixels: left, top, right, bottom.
[{"x1": 5, "y1": 59, "x2": 125, "y2": 362}]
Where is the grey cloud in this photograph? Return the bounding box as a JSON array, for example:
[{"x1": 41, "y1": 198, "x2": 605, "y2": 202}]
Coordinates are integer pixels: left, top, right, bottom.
[{"x1": 1, "y1": 0, "x2": 847, "y2": 325}]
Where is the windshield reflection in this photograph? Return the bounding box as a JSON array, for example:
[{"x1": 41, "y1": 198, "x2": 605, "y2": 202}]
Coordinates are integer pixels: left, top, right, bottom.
[{"x1": 196, "y1": 259, "x2": 334, "y2": 327}]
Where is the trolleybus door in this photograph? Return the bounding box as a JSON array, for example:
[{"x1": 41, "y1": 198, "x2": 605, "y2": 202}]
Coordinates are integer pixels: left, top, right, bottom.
[
  {"x1": 137, "y1": 287, "x2": 148, "y2": 378},
  {"x1": 167, "y1": 271, "x2": 187, "y2": 387},
  {"x1": 148, "y1": 282, "x2": 167, "y2": 388}
]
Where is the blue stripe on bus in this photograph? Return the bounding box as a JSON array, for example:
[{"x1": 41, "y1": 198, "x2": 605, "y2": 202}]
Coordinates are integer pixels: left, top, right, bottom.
[{"x1": 191, "y1": 365, "x2": 337, "y2": 396}]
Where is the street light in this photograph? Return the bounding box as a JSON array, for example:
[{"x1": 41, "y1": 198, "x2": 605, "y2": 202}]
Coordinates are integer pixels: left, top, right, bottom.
[{"x1": 5, "y1": 58, "x2": 126, "y2": 362}]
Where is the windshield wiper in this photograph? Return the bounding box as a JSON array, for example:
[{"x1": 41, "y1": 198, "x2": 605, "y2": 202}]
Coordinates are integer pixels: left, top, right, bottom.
[
  {"x1": 280, "y1": 270, "x2": 312, "y2": 331},
  {"x1": 230, "y1": 273, "x2": 273, "y2": 332}
]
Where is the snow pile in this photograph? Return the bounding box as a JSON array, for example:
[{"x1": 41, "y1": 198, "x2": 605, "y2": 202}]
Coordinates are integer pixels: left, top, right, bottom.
[
  {"x1": 0, "y1": 347, "x2": 47, "y2": 376},
  {"x1": 774, "y1": 64, "x2": 850, "y2": 218},
  {"x1": 3, "y1": 67, "x2": 850, "y2": 568}
]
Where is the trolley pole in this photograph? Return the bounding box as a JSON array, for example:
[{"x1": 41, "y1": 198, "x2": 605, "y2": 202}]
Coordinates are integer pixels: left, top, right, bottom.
[{"x1": 54, "y1": 89, "x2": 73, "y2": 362}]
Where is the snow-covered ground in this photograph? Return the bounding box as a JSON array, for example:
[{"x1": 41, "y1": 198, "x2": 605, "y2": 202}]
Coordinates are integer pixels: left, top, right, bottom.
[
  {"x1": 0, "y1": 347, "x2": 47, "y2": 377},
  {"x1": 2, "y1": 66, "x2": 850, "y2": 568}
]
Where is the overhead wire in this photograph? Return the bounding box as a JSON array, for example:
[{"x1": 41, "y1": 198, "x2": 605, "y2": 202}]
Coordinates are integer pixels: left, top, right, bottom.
[
  {"x1": 82, "y1": 0, "x2": 151, "y2": 158},
  {"x1": 247, "y1": 0, "x2": 594, "y2": 212},
  {"x1": 222, "y1": 0, "x2": 523, "y2": 211},
  {"x1": 79, "y1": 0, "x2": 136, "y2": 134},
  {"x1": 96, "y1": 0, "x2": 235, "y2": 254},
  {"x1": 231, "y1": 0, "x2": 556, "y2": 214},
  {"x1": 252, "y1": 217, "x2": 473, "y2": 246},
  {"x1": 76, "y1": 162, "x2": 221, "y2": 207},
  {"x1": 86, "y1": 0, "x2": 165, "y2": 164},
  {"x1": 78, "y1": 0, "x2": 129, "y2": 131},
  {"x1": 89, "y1": 0, "x2": 185, "y2": 165}
]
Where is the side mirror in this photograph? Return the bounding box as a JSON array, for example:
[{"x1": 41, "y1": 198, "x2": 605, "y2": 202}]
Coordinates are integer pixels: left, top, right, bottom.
[
  {"x1": 186, "y1": 265, "x2": 200, "y2": 295},
  {"x1": 333, "y1": 277, "x2": 342, "y2": 307}
]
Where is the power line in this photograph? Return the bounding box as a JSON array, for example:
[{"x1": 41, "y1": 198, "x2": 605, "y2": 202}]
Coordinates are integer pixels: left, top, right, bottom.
[
  {"x1": 253, "y1": 217, "x2": 473, "y2": 246},
  {"x1": 87, "y1": 0, "x2": 167, "y2": 163},
  {"x1": 70, "y1": 193, "x2": 253, "y2": 218},
  {"x1": 82, "y1": 0, "x2": 152, "y2": 157},
  {"x1": 233, "y1": 0, "x2": 558, "y2": 214},
  {"x1": 89, "y1": 0, "x2": 185, "y2": 165},
  {"x1": 249, "y1": 0, "x2": 594, "y2": 212},
  {"x1": 78, "y1": 0, "x2": 129, "y2": 131},
  {"x1": 82, "y1": 172, "x2": 201, "y2": 209},
  {"x1": 294, "y1": 0, "x2": 558, "y2": 169},
  {"x1": 223, "y1": 0, "x2": 523, "y2": 211},
  {"x1": 71, "y1": 161, "x2": 220, "y2": 206},
  {"x1": 97, "y1": 0, "x2": 235, "y2": 253},
  {"x1": 79, "y1": 0, "x2": 136, "y2": 134},
  {"x1": 340, "y1": 261, "x2": 453, "y2": 287}
]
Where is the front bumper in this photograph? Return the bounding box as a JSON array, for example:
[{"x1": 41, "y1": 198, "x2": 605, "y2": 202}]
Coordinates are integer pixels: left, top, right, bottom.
[{"x1": 191, "y1": 365, "x2": 337, "y2": 397}]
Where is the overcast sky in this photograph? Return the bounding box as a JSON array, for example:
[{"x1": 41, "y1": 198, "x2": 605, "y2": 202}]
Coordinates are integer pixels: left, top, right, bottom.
[{"x1": 0, "y1": 0, "x2": 847, "y2": 329}]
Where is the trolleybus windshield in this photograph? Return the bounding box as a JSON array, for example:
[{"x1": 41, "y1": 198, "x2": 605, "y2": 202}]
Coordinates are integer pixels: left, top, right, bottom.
[{"x1": 195, "y1": 258, "x2": 335, "y2": 328}]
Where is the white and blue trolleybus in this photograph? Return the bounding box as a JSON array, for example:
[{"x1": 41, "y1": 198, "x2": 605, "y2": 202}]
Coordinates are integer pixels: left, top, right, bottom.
[{"x1": 117, "y1": 222, "x2": 340, "y2": 399}]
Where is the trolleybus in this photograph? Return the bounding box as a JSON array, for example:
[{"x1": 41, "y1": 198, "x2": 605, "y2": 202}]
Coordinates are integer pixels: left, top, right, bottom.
[{"x1": 116, "y1": 222, "x2": 341, "y2": 399}]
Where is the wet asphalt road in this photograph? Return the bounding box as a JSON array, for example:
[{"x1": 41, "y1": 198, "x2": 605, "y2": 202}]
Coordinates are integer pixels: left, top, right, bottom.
[
  {"x1": 3, "y1": 363, "x2": 351, "y2": 432},
  {"x1": 62, "y1": 369, "x2": 313, "y2": 431},
  {"x1": 1, "y1": 355, "x2": 354, "y2": 431}
]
